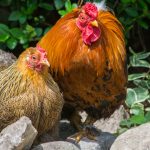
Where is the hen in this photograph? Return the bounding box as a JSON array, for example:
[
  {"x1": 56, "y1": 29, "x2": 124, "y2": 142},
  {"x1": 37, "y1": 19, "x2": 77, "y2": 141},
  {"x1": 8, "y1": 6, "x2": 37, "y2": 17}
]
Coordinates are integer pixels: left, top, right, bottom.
[
  {"x1": 38, "y1": 1, "x2": 127, "y2": 139},
  {"x1": 0, "y1": 47, "x2": 64, "y2": 139}
]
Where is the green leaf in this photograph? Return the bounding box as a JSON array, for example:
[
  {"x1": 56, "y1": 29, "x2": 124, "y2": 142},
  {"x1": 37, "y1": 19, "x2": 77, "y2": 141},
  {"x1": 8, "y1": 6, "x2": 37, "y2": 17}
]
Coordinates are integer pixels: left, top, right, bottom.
[
  {"x1": 145, "y1": 108, "x2": 150, "y2": 112},
  {"x1": 10, "y1": 28, "x2": 23, "y2": 39},
  {"x1": 0, "y1": 24, "x2": 10, "y2": 42},
  {"x1": 72, "y1": 3, "x2": 77, "y2": 9},
  {"x1": 58, "y1": 10, "x2": 67, "y2": 16},
  {"x1": 44, "y1": 26, "x2": 52, "y2": 34},
  {"x1": 129, "y1": 114, "x2": 146, "y2": 125},
  {"x1": 65, "y1": 0, "x2": 72, "y2": 12},
  {"x1": 54, "y1": 0, "x2": 64, "y2": 10},
  {"x1": 0, "y1": 34, "x2": 10, "y2": 42},
  {"x1": 6, "y1": 37, "x2": 17, "y2": 49},
  {"x1": 138, "y1": 20, "x2": 149, "y2": 29},
  {"x1": 126, "y1": 88, "x2": 137, "y2": 107},
  {"x1": 139, "y1": 1, "x2": 148, "y2": 11},
  {"x1": 137, "y1": 52, "x2": 150, "y2": 59},
  {"x1": 130, "y1": 59, "x2": 150, "y2": 68},
  {"x1": 19, "y1": 35, "x2": 28, "y2": 44},
  {"x1": 130, "y1": 51, "x2": 150, "y2": 60},
  {"x1": 0, "y1": 24, "x2": 9, "y2": 31},
  {"x1": 133, "y1": 80, "x2": 150, "y2": 89},
  {"x1": 116, "y1": 127, "x2": 128, "y2": 135},
  {"x1": 39, "y1": 3, "x2": 54, "y2": 10},
  {"x1": 134, "y1": 87, "x2": 149, "y2": 103},
  {"x1": 125, "y1": 7, "x2": 138, "y2": 17},
  {"x1": 126, "y1": 87, "x2": 149, "y2": 107},
  {"x1": 128, "y1": 73, "x2": 146, "y2": 81},
  {"x1": 145, "y1": 111, "x2": 150, "y2": 122},
  {"x1": 129, "y1": 50, "x2": 150, "y2": 68},
  {"x1": 35, "y1": 28, "x2": 43, "y2": 37},
  {"x1": 8, "y1": 11, "x2": 21, "y2": 21},
  {"x1": 25, "y1": 3, "x2": 38, "y2": 15},
  {"x1": 19, "y1": 14, "x2": 27, "y2": 24},
  {"x1": 120, "y1": 119, "x2": 132, "y2": 128},
  {"x1": 130, "y1": 103, "x2": 144, "y2": 115},
  {"x1": 25, "y1": 24, "x2": 34, "y2": 33},
  {"x1": 23, "y1": 43, "x2": 29, "y2": 49},
  {"x1": 58, "y1": 0, "x2": 76, "y2": 17}
]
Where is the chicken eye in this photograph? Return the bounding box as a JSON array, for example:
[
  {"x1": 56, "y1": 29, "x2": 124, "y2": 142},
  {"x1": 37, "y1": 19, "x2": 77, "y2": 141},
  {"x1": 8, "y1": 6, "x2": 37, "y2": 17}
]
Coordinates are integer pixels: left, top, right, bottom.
[
  {"x1": 31, "y1": 55, "x2": 37, "y2": 60},
  {"x1": 80, "y1": 16, "x2": 85, "y2": 20}
]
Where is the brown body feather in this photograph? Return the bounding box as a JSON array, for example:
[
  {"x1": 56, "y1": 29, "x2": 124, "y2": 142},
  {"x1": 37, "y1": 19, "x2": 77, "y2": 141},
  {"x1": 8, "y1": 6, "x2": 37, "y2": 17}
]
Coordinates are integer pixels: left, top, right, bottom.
[
  {"x1": 38, "y1": 8, "x2": 127, "y2": 122},
  {"x1": 0, "y1": 49, "x2": 64, "y2": 136}
]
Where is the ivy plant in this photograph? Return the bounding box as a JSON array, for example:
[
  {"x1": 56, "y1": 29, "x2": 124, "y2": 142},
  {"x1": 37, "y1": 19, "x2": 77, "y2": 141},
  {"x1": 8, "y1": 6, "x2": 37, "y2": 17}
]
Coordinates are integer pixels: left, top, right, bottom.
[{"x1": 119, "y1": 49, "x2": 150, "y2": 133}]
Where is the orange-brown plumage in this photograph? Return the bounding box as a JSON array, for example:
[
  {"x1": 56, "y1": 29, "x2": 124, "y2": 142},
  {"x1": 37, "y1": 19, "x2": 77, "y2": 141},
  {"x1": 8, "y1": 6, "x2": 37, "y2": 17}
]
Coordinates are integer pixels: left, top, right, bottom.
[{"x1": 38, "y1": 2, "x2": 127, "y2": 128}]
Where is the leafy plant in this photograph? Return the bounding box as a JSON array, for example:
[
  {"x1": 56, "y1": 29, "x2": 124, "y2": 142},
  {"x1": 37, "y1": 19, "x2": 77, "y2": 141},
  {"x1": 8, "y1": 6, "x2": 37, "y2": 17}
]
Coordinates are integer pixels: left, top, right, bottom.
[
  {"x1": 107, "y1": 0, "x2": 150, "y2": 50},
  {"x1": 0, "y1": 0, "x2": 54, "y2": 51},
  {"x1": 0, "y1": 0, "x2": 78, "y2": 51},
  {"x1": 58, "y1": 0, "x2": 77, "y2": 17},
  {"x1": 119, "y1": 49, "x2": 150, "y2": 131},
  {"x1": 0, "y1": 0, "x2": 150, "y2": 52}
]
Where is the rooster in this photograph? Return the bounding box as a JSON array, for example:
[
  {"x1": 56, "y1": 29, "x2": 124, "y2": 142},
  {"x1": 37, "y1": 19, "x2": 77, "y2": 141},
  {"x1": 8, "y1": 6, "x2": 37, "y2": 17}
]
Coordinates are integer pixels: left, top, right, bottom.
[
  {"x1": 38, "y1": 1, "x2": 127, "y2": 140},
  {"x1": 0, "y1": 47, "x2": 64, "y2": 139}
]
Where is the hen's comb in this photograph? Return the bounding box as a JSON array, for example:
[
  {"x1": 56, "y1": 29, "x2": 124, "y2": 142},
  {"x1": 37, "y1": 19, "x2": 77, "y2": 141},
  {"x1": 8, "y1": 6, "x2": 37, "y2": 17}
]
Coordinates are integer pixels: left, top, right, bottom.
[
  {"x1": 36, "y1": 45, "x2": 46, "y2": 53},
  {"x1": 36, "y1": 45, "x2": 47, "y2": 59}
]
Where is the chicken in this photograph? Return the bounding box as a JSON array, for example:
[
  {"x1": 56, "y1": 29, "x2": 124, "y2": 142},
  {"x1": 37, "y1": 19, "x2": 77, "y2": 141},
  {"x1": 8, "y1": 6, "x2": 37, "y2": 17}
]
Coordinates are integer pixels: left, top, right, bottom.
[
  {"x1": 0, "y1": 47, "x2": 64, "y2": 139},
  {"x1": 37, "y1": 1, "x2": 127, "y2": 139}
]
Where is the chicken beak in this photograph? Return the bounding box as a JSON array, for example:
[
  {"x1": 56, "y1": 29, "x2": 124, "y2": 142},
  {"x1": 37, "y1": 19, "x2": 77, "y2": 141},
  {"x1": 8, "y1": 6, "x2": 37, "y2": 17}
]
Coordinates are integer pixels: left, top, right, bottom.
[
  {"x1": 41, "y1": 59, "x2": 50, "y2": 67},
  {"x1": 90, "y1": 20, "x2": 98, "y2": 27}
]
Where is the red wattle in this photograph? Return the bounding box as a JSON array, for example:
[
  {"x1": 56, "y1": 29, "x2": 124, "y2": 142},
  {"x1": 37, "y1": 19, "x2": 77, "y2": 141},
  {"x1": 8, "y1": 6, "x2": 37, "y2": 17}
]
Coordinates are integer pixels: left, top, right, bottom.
[{"x1": 82, "y1": 24, "x2": 100, "y2": 45}]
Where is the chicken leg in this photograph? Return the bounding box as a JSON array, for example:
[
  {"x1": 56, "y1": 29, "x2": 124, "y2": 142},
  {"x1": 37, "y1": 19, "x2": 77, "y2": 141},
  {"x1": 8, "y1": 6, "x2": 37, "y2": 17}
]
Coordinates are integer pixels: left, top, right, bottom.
[{"x1": 68, "y1": 115, "x2": 101, "y2": 142}]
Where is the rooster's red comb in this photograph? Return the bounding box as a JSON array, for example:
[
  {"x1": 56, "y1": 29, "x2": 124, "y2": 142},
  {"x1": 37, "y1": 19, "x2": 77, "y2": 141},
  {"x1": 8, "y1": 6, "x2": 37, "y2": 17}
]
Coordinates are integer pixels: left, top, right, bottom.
[{"x1": 82, "y1": 2, "x2": 98, "y2": 19}]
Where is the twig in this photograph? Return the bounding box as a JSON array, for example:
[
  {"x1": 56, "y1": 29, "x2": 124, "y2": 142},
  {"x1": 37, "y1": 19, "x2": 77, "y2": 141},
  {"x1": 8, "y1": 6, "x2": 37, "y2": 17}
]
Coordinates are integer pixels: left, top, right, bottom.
[{"x1": 77, "y1": 0, "x2": 83, "y2": 8}]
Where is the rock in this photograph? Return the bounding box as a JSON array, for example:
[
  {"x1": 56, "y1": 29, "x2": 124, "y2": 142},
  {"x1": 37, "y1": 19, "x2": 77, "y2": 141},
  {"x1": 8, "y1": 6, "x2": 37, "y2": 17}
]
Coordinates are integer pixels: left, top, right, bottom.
[
  {"x1": 79, "y1": 106, "x2": 129, "y2": 134},
  {"x1": 32, "y1": 141, "x2": 80, "y2": 150},
  {"x1": 0, "y1": 49, "x2": 16, "y2": 71},
  {"x1": 0, "y1": 116, "x2": 37, "y2": 150},
  {"x1": 68, "y1": 132, "x2": 116, "y2": 150},
  {"x1": 110, "y1": 123, "x2": 150, "y2": 150},
  {"x1": 33, "y1": 131, "x2": 116, "y2": 150},
  {"x1": 94, "y1": 105, "x2": 129, "y2": 133}
]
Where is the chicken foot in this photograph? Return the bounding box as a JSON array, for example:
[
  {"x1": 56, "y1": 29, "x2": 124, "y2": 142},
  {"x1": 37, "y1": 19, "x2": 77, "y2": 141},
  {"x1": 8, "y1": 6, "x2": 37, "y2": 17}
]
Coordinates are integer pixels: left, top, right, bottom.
[{"x1": 68, "y1": 115, "x2": 101, "y2": 142}]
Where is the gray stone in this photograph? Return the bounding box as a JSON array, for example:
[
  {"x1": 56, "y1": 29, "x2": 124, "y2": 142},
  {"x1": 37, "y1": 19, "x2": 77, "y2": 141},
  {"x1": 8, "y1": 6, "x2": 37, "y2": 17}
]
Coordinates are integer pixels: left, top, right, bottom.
[
  {"x1": 32, "y1": 141, "x2": 80, "y2": 150},
  {"x1": 110, "y1": 123, "x2": 150, "y2": 150},
  {"x1": 68, "y1": 132, "x2": 116, "y2": 150},
  {"x1": 61, "y1": 105, "x2": 128, "y2": 139},
  {"x1": 0, "y1": 49, "x2": 16, "y2": 71},
  {"x1": 94, "y1": 105, "x2": 129, "y2": 133},
  {"x1": 0, "y1": 116, "x2": 37, "y2": 150},
  {"x1": 79, "y1": 106, "x2": 129, "y2": 134}
]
